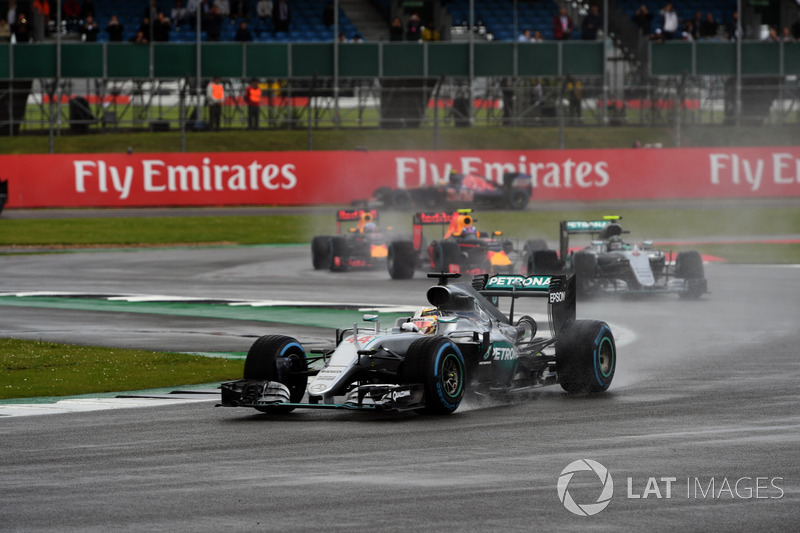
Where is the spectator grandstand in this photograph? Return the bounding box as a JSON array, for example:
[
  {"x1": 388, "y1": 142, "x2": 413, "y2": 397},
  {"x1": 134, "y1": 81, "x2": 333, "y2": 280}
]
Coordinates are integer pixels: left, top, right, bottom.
[
  {"x1": 31, "y1": 0, "x2": 745, "y2": 44},
  {"x1": 68, "y1": 0, "x2": 358, "y2": 42}
]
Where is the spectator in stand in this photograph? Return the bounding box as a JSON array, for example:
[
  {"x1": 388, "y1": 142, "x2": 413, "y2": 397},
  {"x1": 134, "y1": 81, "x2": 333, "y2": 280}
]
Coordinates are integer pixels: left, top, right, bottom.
[
  {"x1": 171, "y1": 1, "x2": 189, "y2": 27},
  {"x1": 681, "y1": 20, "x2": 695, "y2": 41},
  {"x1": 421, "y1": 21, "x2": 439, "y2": 41},
  {"x1": 781, "y1": 27, "x2": 794, "y2": 42},
  {"x1": 13, "y1": 13, "x2": 31, "y2": 42},
  {"x1": 389, "y1": 16, "x2": 403, "y2": 41},
  {"x1": 351, "y1": 31, "x2": 363, "y2": 43},
  {"x1": 153, "y1": 11, "x2": 171, "y2": 41},
  {"x1": 206, "y1": 75, "x2": 224, "y2": 131},
  {"x1": 322, "y1": 1, "x2": 334, "y2": 28},
  {"x1": 105, "y1": 14, "x2": 124, "y2": 41},
  {"x1": 632, "y1": 4, "x2": 653, "y2": 36},
  {"x1": 659, "y1": 3, "x2": 679, "y2": 40},
  {"x1": 81, "y1": 14, "x2": 99, "y2": 41},
  {"x1": 690, "y1": 10, "x2": 702, "y2": 40},
  {"x1": 532, "y1": 30, "x2": 544, "y2": 42},
  {"x1": 338, "y1": 30, "x2": 346, "y2": 41},
  {"x1": 130, "y1": 29, "x2": 148, "y2": 43},
  {"x1": 272, "y1": 0, "x2": 290, "y2": 33},
  {"x1": 0, "y1": 18, "x2": 11, "y2": 41},
  {"x1": 518, "y1": 28, "x2": 531, "y2": 42},
  {"x1": 205, "y1": 5, "x2": 222, "y2": 40},
  {"x1": 700, "y1": 12, "x2": 718, "y2": 40},
  {"x1": 724, "y1": 11, "x2": 742, "y2": 41},
  {"x1": 63, "y1": 0, "x2": 81, "y2": 32},
  {"x1": 406, "y1": 11, "x2": 421, "y2": 41},
  {"x1": 245, "y1": 78, "x2": 261, "y2": 130},
  {"x1": 137, "y1": 15, "x2": 151, "y2": 38},
  {"x1": 230, "y1": 0, "x2": 248, "y2": 19},
  {"x1": 763, "y1": 26, "x2": 779, "y2": 42},
  {"x1": 256, "y1": 0, "x2": 272, "y2": 24},
  {"x1": 552, "y1": 7, "x2": 573, "y2": 41},
  {"x1": 234, "y1": 20, "x2": 252, "y2": 41},
  {"x1": 6, "y1": 1, "x2": 17, "y2": 27},
  {"x1": 80, "y1": 0, "x2": 95, "y2": 21},
  {"x1": 31, "y1": 0, "x2": 50, "y2": 42},
  {"x1": 581, "y1": 4, "x2": 601, "y2": 41},
  {"x1": 214, "y1": 0, "x2": 230, "y2": 18},
  {"x1": 185, "y1": 0, "x2": 199, "y2": 27}
]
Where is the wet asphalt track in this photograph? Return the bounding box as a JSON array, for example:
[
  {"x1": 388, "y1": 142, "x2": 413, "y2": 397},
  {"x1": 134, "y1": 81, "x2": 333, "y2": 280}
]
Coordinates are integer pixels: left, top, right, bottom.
[{"x1": 1, "y1": 223, "x2": 800, "y2": 531}]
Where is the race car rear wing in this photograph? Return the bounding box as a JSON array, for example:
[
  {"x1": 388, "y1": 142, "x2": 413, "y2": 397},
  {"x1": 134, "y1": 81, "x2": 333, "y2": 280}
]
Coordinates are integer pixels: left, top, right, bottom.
[
  {"x1": 336, "y1": 208, "x2": 378, "y2": 234},
  {"x1": 559, "y1": 216, "x2": 628, "y2": 259},
  {"x1": 411, "y1": 209, "x2": 472, "y2": 250},
  {"x1": 475, "y1": 274, "x2": 576, "y2": 336}
]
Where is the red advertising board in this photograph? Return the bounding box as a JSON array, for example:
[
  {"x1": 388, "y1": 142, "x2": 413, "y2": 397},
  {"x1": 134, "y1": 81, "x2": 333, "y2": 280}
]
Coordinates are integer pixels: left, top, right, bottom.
[{"x1": 2, "y1": 147, "x2": 799, "y2": 208}]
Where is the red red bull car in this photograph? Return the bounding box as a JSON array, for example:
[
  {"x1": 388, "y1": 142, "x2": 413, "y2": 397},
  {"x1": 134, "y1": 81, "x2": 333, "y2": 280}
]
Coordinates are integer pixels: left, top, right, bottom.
[
  {"x1": 386, "y1": 209, "x2": 541, "y2": 279},
  {"x1": 311, "y1": 209, "x2": 393, "y2": 272},
  {"x1": 361, "y1": 172, "x2": 532, "y2": 211}
]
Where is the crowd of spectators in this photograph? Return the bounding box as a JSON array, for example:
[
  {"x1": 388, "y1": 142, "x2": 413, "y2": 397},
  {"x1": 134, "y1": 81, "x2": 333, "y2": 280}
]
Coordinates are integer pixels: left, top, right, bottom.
[{"x1": 2, "y1": 1, "x2": 799, "y2": 46}]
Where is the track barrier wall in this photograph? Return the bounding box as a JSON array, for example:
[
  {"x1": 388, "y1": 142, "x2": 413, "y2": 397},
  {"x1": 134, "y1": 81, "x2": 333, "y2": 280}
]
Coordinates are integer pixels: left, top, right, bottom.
[{"x1": 2, "y1": 147, "x2": 799, "y2": 208}]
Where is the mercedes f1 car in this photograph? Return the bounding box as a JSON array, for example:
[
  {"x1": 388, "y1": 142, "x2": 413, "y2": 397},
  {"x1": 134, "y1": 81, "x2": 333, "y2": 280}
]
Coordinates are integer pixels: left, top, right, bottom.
[
  {"x1": 360, "y1": 172, "x2": 533, "y2": 211},
  {"x1": 525, "y1": 216, "x2": 708, "y2": 299},
  {"x1": 218, "y1": 272, "x2": 616, "y2": 416},
  {"x1": 385, "y1": 209, "x2": 542, "y2": 280},
  {"x1": 311, "y1": 209, "x2": 393, "y2": 272}
]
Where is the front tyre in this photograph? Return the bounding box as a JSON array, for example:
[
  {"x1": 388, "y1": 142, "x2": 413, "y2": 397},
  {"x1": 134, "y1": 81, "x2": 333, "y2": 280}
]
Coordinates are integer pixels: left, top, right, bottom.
[
  {"x1": 400, "y1": 336, "x2": 466, "y2": 414},
  {"x1": 507, "y1": 188, "x2": 530, "y2": 210},
  {"x1": 556, "y1": 320, "x2": 615, "y2": 394},
  {"x1": 243, "y1": 335, "x2": 309, "y2": 413}
]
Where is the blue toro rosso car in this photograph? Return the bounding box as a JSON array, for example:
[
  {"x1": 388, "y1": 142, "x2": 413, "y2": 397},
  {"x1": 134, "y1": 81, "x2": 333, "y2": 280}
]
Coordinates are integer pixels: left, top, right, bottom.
[
  {"x1": 359, "y1": 172, "x2": 533, "y2": 211},
  {"x1": 218, "y1": 272, "x2": 616, "y2": 416}
]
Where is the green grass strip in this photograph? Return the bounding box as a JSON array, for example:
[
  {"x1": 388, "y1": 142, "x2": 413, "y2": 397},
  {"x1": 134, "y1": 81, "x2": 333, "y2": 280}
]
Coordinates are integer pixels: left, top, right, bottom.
[{"x1": 0, "y1": 338, "x2": 244, "y2": 400}]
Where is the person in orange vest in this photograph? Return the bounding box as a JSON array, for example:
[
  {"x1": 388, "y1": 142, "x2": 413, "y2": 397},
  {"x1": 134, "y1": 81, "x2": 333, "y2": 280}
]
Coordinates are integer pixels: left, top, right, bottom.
[
  {"x1": 245, "y1": 78, "x2": 262, "y2": 130},
  {"x1": 206, "y1": 76, "x2": 224, "y2": 131}
]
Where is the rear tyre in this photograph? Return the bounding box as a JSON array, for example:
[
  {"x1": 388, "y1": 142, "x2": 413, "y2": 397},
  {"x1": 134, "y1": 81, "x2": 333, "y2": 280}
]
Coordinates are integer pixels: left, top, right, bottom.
[
  {"x1": 507, "y1": 189, "x2": 530, "y2": 210},
  {"x1": 391, "y1": 189, "x2": 413, "y2": 210},
  {"x1": 311, "y1": 236, "x2": 331, "y2": 270},
  {"x1": 522, "y1": 239, "x2": 548, "y2": 275},
  {"x1": 372, "y1": 186, "x2": 392, "y2": 205},
  {"x1": 387, "y1": 241, "x2": 417, "y2": 279},
  {"x1": 400, "y1": 336, "x2": 466, "y2": 414},
  {"x1": 556, "y1": 320, "x2": 615, "y2": 394},
  {"x1": 573, "y1": 252, "x2": 598, "y2": 298},
  {"x1": 431, "y1": 240, "x2": 461, "y2": 272},
  {"x1": 328, "y1": 236, "x2": 349, "y2": 272},
  {"x1": 243, "y1": 335, "x2": 309, "y2": 413}
]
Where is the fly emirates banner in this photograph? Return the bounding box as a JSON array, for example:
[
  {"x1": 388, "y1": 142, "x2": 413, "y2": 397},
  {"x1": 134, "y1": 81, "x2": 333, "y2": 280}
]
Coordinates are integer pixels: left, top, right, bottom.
[{"x1": 2, "y1": 147, "x2": 799, "y2": 208}]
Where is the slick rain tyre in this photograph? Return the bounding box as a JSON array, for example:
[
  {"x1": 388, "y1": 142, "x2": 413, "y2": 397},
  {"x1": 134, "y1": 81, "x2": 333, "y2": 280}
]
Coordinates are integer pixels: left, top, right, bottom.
[
  {"x1": 555, "y1": 320, "x2": 616, "y2": 394},
  {"x1": 400, "y1": 336, "x2": 466, "y2": 414},
  {"x1": 243, "y1": 335, "x2": 309, "y2": 413},
  {"x1": 311, "y1": 236, "x2": 331, "y2": 270},
  {"x1": 388, "y1": 241, "x2": 416, "y2": 279}
]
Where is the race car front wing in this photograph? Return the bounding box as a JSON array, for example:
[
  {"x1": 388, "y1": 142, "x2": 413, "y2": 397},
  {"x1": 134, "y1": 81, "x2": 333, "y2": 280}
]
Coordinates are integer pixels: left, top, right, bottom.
[{"x1": 218, "y1": 380, "x2": 425, "y2": 412}]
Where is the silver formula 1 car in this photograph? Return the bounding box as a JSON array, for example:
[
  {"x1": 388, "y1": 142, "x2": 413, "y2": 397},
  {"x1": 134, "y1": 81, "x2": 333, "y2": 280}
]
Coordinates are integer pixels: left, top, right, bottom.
[
  {"x1": 218, "y1": 272, "x2": 616, "y2": 416},
  {"x1": 526, "y1": 216, "x2": 708, "y2": 300}
]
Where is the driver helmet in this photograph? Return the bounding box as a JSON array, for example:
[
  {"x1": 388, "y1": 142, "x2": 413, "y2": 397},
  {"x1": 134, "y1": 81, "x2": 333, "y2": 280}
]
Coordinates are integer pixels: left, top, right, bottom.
[
  {"x1": 461, "y1": 225, "x2": 477, "y2": 238},
  {"x1": 363, "y1": 222, "x2": 377, "y2": 233},
  {"x1": 608, "y1": 235, "x2": 624, "y2": 251},
  {"x1": 411, "y1": 307, "x2": 438, "y2": 335}
]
